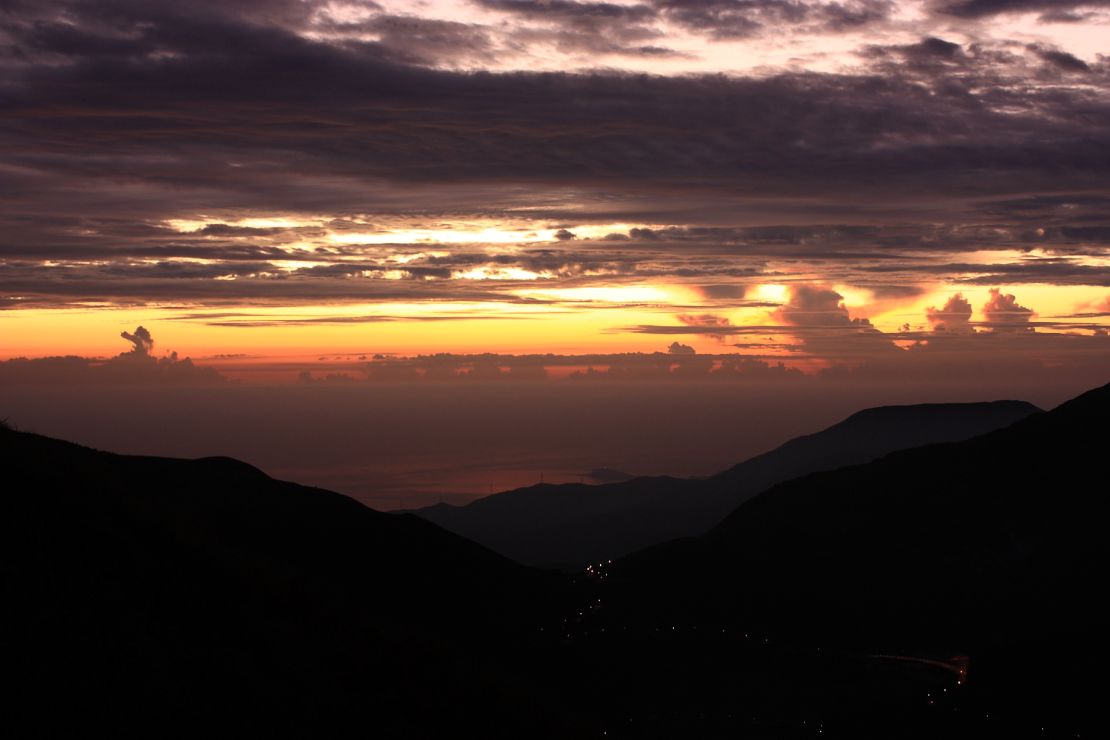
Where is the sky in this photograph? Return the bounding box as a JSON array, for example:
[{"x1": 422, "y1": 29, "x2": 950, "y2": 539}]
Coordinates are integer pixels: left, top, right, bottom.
[{"x1": 2, "y1": 0, "x2": 1109, "y2": 506}]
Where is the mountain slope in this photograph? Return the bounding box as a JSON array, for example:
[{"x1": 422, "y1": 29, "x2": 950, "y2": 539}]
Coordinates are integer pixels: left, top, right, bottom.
[
  {"x1": 612, "y1": 387, "x2": 1104, "y2": 642},
  {"x1": 0, "y1": 424, "x2": 574, "y2": 736},
  {"x1": 602, "y1": 383, "x2": 1109, "y2": 734},
  {"x1": 413, "y1": 400, "x2": 1040, "y2": 567},
  {"x1": 0, "y1": 383, "x2": 1097, "y2": 738}
]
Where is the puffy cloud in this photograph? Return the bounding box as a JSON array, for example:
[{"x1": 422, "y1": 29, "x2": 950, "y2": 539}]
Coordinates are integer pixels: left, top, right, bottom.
[
  {"x1": 667, "y1": 341, "x2": 696, "y2": 355},
  {"x1": 773, "y1": 285, "x2": 856, "y2": 327},
  {"x1": 926, "y1": 293, "x2": 974, "y2": 332},
  {"x1": 676, "y1": 313, "x2": 735, "y2": 343},
  {"x1": 0, "y1": 329, "x2": 225, "y2": 386},
  {"x1": 120, "y1": 326, "x2": 154, "y2": 355},
  {"x1": 982, "y1": 288, "x2": 1034, "y2": 330},
  {"x1": 762, "y1": 284, "x2": 901, "y2": 362}
]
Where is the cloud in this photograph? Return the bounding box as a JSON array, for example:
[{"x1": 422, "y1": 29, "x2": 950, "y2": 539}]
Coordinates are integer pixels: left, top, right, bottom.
[
  {"x1": 1029, "y1": 44, "x2": 1091, "y2": 73},
  {"x1": 677, "y1": 313, "x2": 732, "y2": 328},
  {"x1": 676, "y1": 313, "x2": 738, "y2": 342},
  {"x1": 860, "y1": 256, "x2": 1110, "y2": 288},
  {"x1": 870, "y1": 285, "x2": 926, "y2": 300},
  {"x1": 1, "y1": 7, "x2": 1108, "y2": 323},
  {"x1": 652, "y1": 0, "x2": 893, "y2": 39},
  {"x1": 935, "y1": 0, "x2": 1110, "y2": 20},
  {"x1": 618, "y1": 284, "x2": 914, "y2": 364},
  {"x1": 772, "y1": 285, "x2": 859, "y2": 327},
  {"x1": 697, "y1": 284, "x2": 748, "y2": 300},
  {"x1": 0, "y1": 328, "x2": 225, "y2": 386},
  {"x1": 5, "y1": 7, "x2": 1109, "y2": 212},
  {"x1": 763, "y1": 284, "x2": 897, "y2": 361},
  {"x1": 277, "y1": 350, "x2": 812, "y2": 383},
  {"x1": 327, "y1": 13, "x2": 499, "y2": 66},
  {"x1": 981, "y1": 287, "x2": 1035, "y2": 330},
  {"x1": 196, "y1": 223, "x2": 287, "y2": 237},
  {"x1": 477, "y1": 0, "x2": 657, "y2": 23},
  {"x1": 120, "y1": 326, "x2": 154, "y2": 355},
  {"x1": 926, "y1": 293, "x2": 974, "y2": 332},
  {"x1": 0, "y1": 0, "x2": 1107, "y2": 399},
  {"x1": 473, "y1": 0, "x2": 684, "y2": 57},
  {"x1": 194, "y1": 314, "x2": 534, "y2": 328}
]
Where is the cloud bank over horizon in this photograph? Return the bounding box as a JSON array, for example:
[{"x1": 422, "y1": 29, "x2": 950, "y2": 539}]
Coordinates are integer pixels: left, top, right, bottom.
[{"x1": 1, "y1": 0, "x2": 1108, "y2": 400}]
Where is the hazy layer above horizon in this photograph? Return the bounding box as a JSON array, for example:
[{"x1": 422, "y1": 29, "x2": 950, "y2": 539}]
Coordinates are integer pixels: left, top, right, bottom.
[{"x1": 0, "y1": 378, "x2": 1086, "y2": 510}]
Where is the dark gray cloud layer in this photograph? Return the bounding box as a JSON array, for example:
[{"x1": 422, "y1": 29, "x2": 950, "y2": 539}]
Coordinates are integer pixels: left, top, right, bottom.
[
  {"x1": 1, "y1": 1, "x2": 1109, "y2": 308},
  {"x1": 8, "y1": 26, "x2": 1106, "y2": 195},
  {"x1": 4, "y1": 3, "x2": 1108, "y2": 194},
  {"x1": 936, "y1": 0, "x2": 1110, "y2": 19},
  {"x1": 474, "y1": 0, "x2": 682, "y2": 56},
  {"x1": 653, "y1": 0, "x2": 893, "y2": 38}
]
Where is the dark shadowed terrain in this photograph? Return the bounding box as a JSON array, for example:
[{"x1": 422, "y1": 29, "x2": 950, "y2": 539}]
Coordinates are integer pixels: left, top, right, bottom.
[
  {"x1": 412, "y1": 400, "x2": 1040, "y2": 568},
  {"x1": 1, "y1": 385, "x2": 1104, "y2": 737},
  {"x1": 0, "y1": 426, "x2": 577, "y2": 736},
  {"x1": 603, "y1": 382, "x2": 1109, "y2": 737}
]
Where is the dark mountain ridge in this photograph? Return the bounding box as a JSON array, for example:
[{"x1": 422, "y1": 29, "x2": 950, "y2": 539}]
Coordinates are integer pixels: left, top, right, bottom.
[
  {"x1": 1, "y1": 386, "x2": 1099, "y2": 737},
  {"x1": 413, "y1": 400, "x2": 1041, "y2": 567},
  {"x1": 0, "y1": 423, "x2": 575, "y2": 735},
  {"x1": 598, "y1": 383, "x2": 1110, "y2": 735},
  {"x1": 612, "y1": 388, "x2": 1104, "y2": 644}
]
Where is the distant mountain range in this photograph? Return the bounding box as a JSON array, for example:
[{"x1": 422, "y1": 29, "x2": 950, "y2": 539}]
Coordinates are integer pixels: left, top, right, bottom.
[{"x1": 411, "y1": 400, "x2": 1041, "y2": 568}]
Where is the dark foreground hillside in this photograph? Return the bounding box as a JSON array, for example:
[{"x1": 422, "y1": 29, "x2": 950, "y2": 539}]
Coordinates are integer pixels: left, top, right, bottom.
[
  {"x1": 1, "y1": 383, "x2": 1102, "y2": 738},
  {"x1": 605, "y1": 382, "x2": 1110, "y2": 737},
  {"x1": 0, "y1": 425, "x2": 577, "y2": 736}
]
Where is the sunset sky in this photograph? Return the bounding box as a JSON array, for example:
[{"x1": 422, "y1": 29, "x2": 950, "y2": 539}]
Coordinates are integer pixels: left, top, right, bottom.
[{"x1": 2, "y1": 0, "x2": 1109, "y2": 505}]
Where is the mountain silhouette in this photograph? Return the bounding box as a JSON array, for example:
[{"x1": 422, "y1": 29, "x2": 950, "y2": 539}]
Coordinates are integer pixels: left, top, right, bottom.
[
  {"x1": 0, "y1": 423, "x2": 576, "y2": 736},
  {"x1": 1, "y1": 386, "x2": 1099, "y2": 738},
  {"x1": 603, "y1": 383, "x2": 1109, "y2": 735},
  {"x1": 412, "y1": 400, "x2": 1040, "y2": 568}
]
